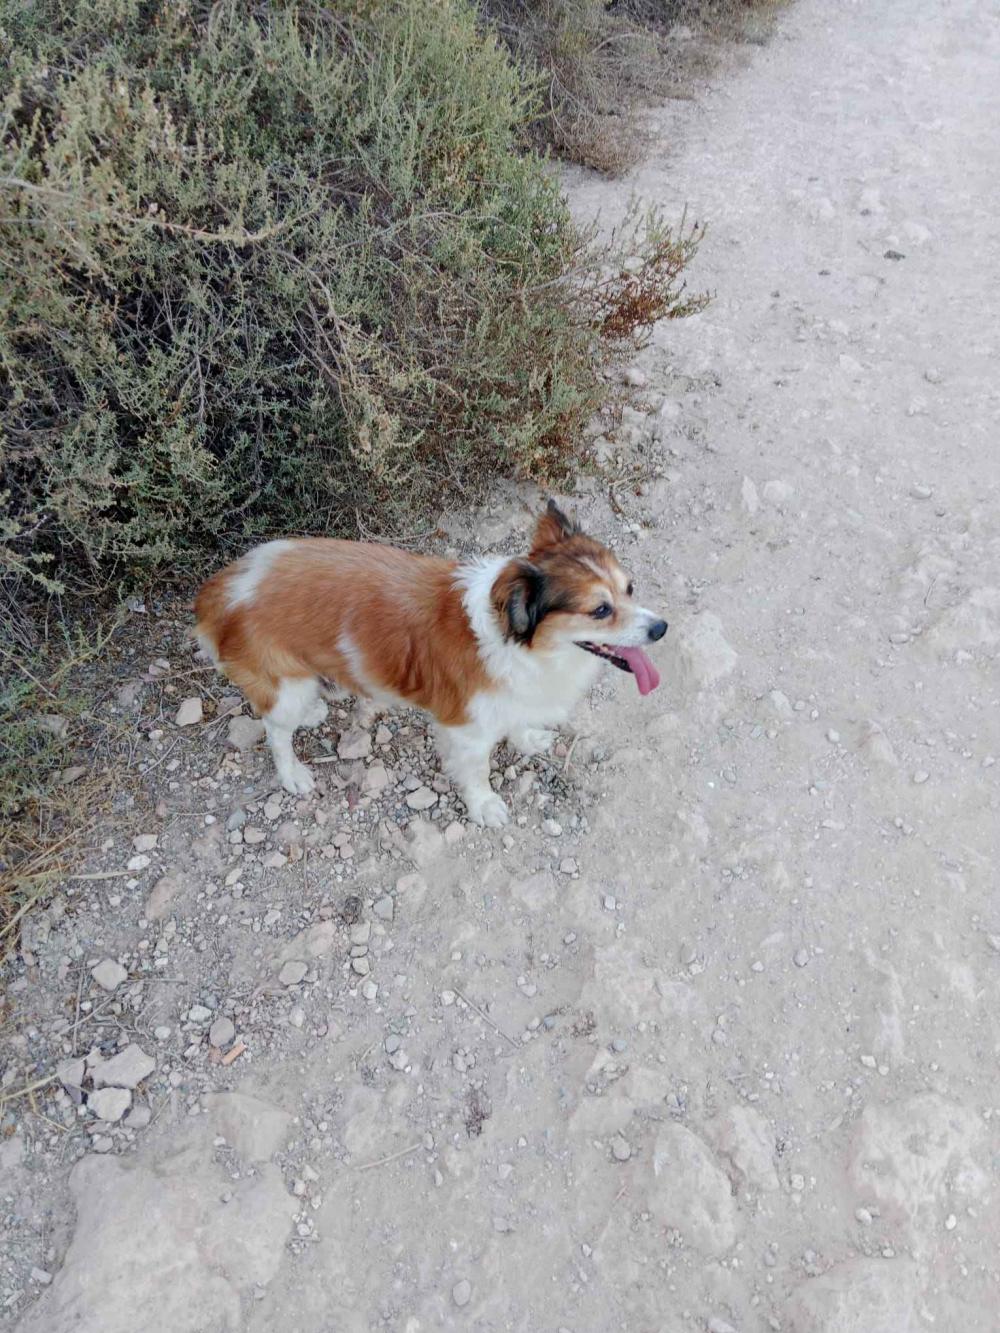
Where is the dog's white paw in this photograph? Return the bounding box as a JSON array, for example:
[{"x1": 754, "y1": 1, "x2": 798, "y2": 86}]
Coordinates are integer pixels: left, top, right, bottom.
[
  {"x1": 511, "y1": 727, "x2": 556, "y2": 756},
  {"x1": 354, "y1": 697, "x2": 379, "y2": 728},
  {"x1": 302, "y1": 700, "x2": 329, "y2": 729},
  {"x1": 464, "y1": 791, "x2": 510, "y2": 828},
  {"x1": 278, "y1": 759, "x2": 316, "y2": 796}
]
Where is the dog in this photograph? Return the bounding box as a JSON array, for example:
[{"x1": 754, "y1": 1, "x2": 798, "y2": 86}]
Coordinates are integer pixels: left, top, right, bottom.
[{"x1": 194, "y1": 501, "x2": 667, "y2": 826}]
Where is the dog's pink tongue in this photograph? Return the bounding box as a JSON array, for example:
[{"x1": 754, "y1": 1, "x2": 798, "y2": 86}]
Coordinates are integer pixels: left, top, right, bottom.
[{"x1": 616, "y1": 646, "x2": 661, "y2": 696}]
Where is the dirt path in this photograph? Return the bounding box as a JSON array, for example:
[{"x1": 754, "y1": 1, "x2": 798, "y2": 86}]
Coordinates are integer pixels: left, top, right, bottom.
[{"x1": 5, "y1": 2, "x2": 999, "y2": 1330}]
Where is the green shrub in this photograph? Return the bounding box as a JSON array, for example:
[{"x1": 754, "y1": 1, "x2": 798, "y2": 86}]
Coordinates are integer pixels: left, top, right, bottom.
[{"x1": 0, "y1": 0, "x2": 703, "y2": 596}]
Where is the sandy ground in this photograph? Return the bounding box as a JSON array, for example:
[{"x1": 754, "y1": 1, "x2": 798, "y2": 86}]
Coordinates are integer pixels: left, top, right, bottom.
[{"x1": 3, "y1": 1, "x2": 999, "y2": 1329}]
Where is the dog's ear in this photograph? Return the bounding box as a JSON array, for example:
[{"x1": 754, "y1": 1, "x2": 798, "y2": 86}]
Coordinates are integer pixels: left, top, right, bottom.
[
  {"x1": 530, "y1": 499, "x2": 580, "y2": 556},
  {"x1": 492, "y1": 559, "x2": 553, "y2": 644}
]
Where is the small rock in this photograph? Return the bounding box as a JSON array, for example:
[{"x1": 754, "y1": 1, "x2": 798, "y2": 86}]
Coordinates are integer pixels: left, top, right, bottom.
[
  {"x1": 145, "y1": 875, "x2": 181, "y2": 922},
  {"x1": 30, "y1": 1267, "x2": 52, "y2": 1286},
  {"x1": 227, "y1": 715, "x2": 265, "y2": 751},
  {"x1": 912, "y1": 770, "x2": 929, "y2": 785},
  {"x1": 91, "y1": 959, "x2": 128, "y2": 991},
  {"x1": 909, "y1": 483, "x2": 933, "y2": 500},
  {"x1": 279, "y1": 960, "x2": 308, "y2": 987},
  {"x1": 351, "y1": 956, "x2": 371, "y2": 976},
  {"x1": 209, "y1": 1016, "x2": 236, "y2": 1049},
  {"x1": 373, "y1": 895, "x2": 394, "y2": 922},
  {"x1": 406, "y1": 785, "x2": 438, "y2": 811},
  {"x1": 338, "y1": 728, "x2": 372, "y2": 761},
  {"x1": 452, "y1": 1280, "x2": 472, "y2": 1308},
  {"x1": 362, "y1": 762, "x2": 390, "y2": 794},
  {"x1": 793, "y1": 948, "x2": 810, "y2": 968},
  {"x1": 175, "y1": 697, "x2": 203, "y2": 727},
  {"x1": 132, "y1": 834, "x2": 158, "y2": 853},
  {"x1": 611, "y1": 1135, "x2": 632, "y2": 1162},
  {"x1": 89, "y1": 1087, "x2": 132, "y2": 1122},
  {"x1": 762, "y1": 479, "x2": 794, "y2": 506},
  {"x1": 740, "y1": 476, "x2": 760, "y2": 516},
  {"x1": 91, "y1": 1044, "x2": 155, "y2": 1090},
  {"x1": 243, "y1": 827, "x2": 266, "y2": 845},
  {"x1": 188, "y1": 1004, "x2": 212, "y2": 1023},
  {"x1": 708, "y1": 1320, "x2": 737, "y2": 1333}
]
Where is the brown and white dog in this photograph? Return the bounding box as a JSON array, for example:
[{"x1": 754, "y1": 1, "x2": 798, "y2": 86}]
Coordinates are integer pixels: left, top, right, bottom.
[{"x1": 194, "y1": 502, "x2": 667, "y2": 826}]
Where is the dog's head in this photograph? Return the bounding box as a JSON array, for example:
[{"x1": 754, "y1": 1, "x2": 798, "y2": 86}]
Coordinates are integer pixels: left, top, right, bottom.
[{"x1": 490, "y1": 501, "x2": 667, "y2": 694}]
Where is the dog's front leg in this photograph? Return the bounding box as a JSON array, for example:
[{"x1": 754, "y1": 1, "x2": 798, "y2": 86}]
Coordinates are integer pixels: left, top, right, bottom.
[{"x1": 437, "y1": 722, "x2": 509, "y2": 828}]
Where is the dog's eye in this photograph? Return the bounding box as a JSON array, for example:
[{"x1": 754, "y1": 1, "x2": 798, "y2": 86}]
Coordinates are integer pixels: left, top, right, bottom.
[
  {"x1": 626, "y1": 581, "x2": 634, "y2": 597},
  {"x1": 591, "y1": 603, "x2": 612, "y2": 620}
]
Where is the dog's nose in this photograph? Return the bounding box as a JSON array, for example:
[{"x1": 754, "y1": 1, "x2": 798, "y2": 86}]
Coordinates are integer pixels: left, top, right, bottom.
[{"x1": 647, "y1": 619, "x2": 668, "y2": 642}]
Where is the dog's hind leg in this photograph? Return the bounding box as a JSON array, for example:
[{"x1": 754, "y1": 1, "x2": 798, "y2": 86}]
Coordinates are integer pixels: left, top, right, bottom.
[{"x1": 262, "y1": 677, "x2": 321, "y2": 795}]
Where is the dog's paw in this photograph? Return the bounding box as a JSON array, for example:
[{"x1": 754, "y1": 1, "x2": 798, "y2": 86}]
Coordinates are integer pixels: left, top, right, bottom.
[
  {"x1": 302, "y1": 700, "x2": 329, "y2": 729},
  {"x1": 464, "y1": 791, "x2": 510, "y2": 828},
  {"x1": 511, "y1": 727, "x2": 556, "y2": 757},
  {"x1": 278, "y1": 759, "x2": 316, "y2": 796},
  {"x1": 354, "y1": 697, "x2": 379, "y2": 728}
]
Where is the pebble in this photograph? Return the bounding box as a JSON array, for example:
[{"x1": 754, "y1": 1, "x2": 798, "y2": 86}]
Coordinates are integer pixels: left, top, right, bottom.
[
  {"x1": 855, "y1": 1207, "x2": 873, "y2": 1225},
  {"x1": 373, "y1": 896, "x2": 394, "y2": 922},
  {"x1": 945, "y1": 1213, "x2": 957, "y2": 1231},
  {"x1": 913, "y1": 770, "x2": 929, "y2": 784},
  {"x1": 708, "y1": 1320, "x2": 738, "y2": 1333},
  {"x1": 384, "y1": 1035, "x2": 401, "y2": 1054},
  {"x1": 793, "y1": 948, "x2": 810, "y2": 968},
  {"x1": 279, "y1": 960, "x2": 308, "y2": 987},
  {"x1": 909, "y1": 483, "x2": 933, "y2": 499},
  {"x1": 351, "y1": 957, "x2": 371, "y2": 976},
  {"x1": 361, "y1": 980, "x2": 378, "y2": 1001},
  {"x1": 209, "y1": 1016, "x2": 236, "y2": 1049},
  {"x1": 174, "y1": 697, "x2": 203, "y2": 727},
  {"x1": 244, "y1": 827, "x2": 266, "y2": 845},
  {"x1": 611, "y1": 1135, "x2": 632, "y2": 1162},
  {"x1": 452, "y1": 1280, "x2": 472, "y2": 1307},
  {"x1": 603, "y1": 895, "x2": 617, "y2": 912},
  {"x1": 30, "y1": 1267, "x2": 52, "y2": 1286},
  {"x1": 132, "y1": 834, "x2": 158, "y2": 853},
  {"x1": 91, "y1": 959, "x2": 128, "y2": 991},
  {"x1": 188, "y1": 1004, "x2": 212, "y2": 1023},
  {"x1": 406, "y1": 785, "x2": 438, "y2": 811}
]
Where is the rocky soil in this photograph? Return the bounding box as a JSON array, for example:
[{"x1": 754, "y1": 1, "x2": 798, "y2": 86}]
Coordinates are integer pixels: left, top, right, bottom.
[{"x1": 3, "y1": 0, "x2": 999, "y2": 1329}]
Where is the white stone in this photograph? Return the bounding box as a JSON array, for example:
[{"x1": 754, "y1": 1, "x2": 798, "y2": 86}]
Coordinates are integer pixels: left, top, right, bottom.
[
  {"x1": 91, "y1": 959, "x2": 127, "y2": 991},
  {"x1": 174, "y1": 697, "x2": 203, "y2": 727},
  {"x1": 89, "y1": 1087, "x2": 132, "y2": 1122},
  {"x1": 406, "y1": 785, "x2": 438, "y2": 811},
  {"x1": 338, "y1": 728, "x2": 372, "y2": 760}
]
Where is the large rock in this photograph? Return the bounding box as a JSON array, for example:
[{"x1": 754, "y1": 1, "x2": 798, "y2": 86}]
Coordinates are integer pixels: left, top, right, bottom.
[
  {"x1": 649, "y1": 1124, "x2": 740, "y2": 1255},
  {"x1": 709, "y1": 1105, "x2": 778, "y2": 1193},
  {"x1": 16, "y1": 1148, "x2": 295, "y2": 1333},
  {"x1": 786, "y1": 1259, "x2": 921, "y2": 1333},
  {"x1": 673, "y1": 613, "x2": 737, "y2": 689},
  {"x1": 849, "y1": 1094, "x2": 985, "y2": 1232},
  {"x1": 203, "y1": 1091, "x2": 292, "y2": 1162}
]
